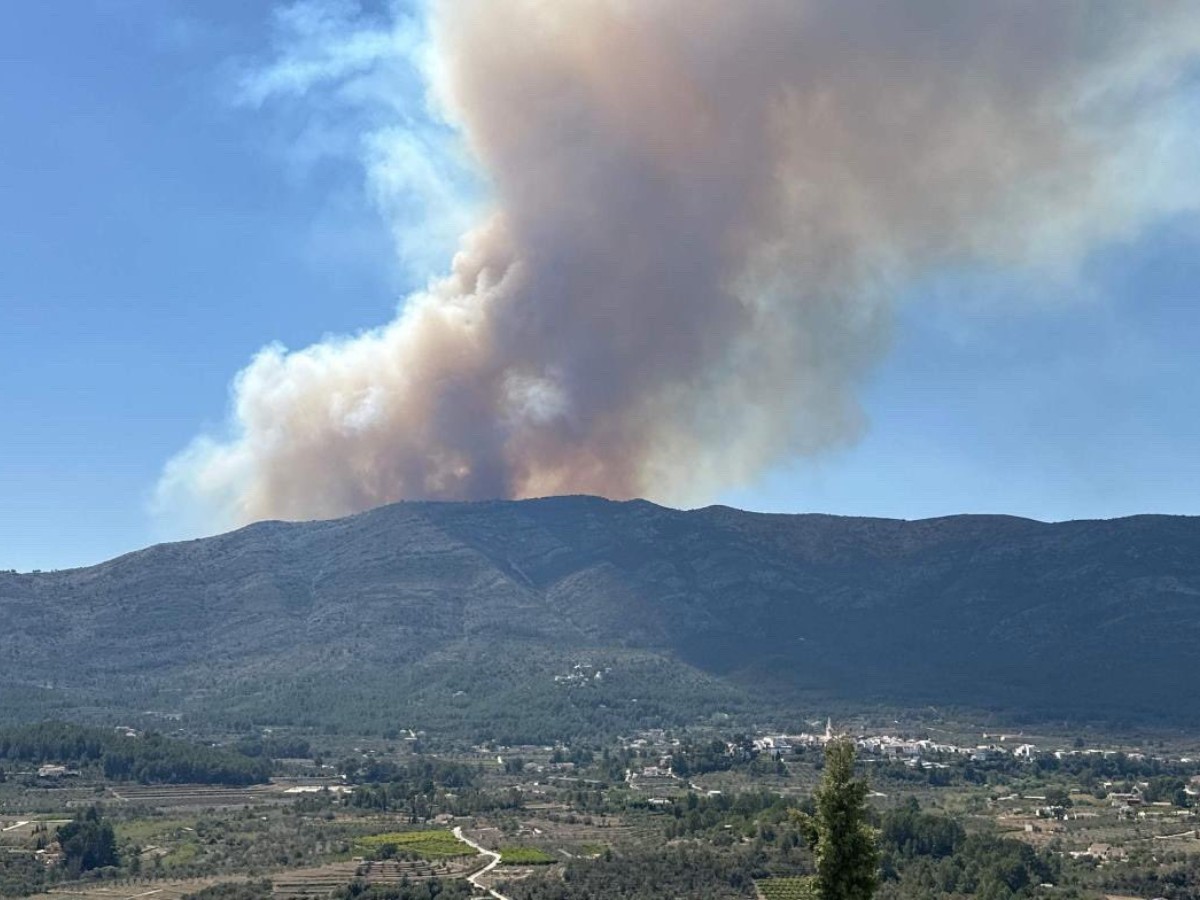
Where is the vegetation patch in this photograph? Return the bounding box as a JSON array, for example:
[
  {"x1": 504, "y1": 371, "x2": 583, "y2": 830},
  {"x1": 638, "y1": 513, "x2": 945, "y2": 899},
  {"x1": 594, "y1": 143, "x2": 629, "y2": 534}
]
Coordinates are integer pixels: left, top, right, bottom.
[
  {"x1": 183, "y1": 881, "x2": 274, "y2": 900},
  {"x1": 499, "y1": 846, "x2": 556, "y2": 865},
  {"x1": 755, "y1": 877, "x2": 818, "y2": 900},
  {"x1": 0, "y1": 722, "x2": 270, "y2": 785},
  {"x1": 331, "y1": 879, "x2": 474, "y2": 900},
  {"x1": 161, "y1": 840, "x2": 202, "y2": 869},
  {"x1": 354, "y1": 830, "x2": 471, "y2": 860},
  {"x1": 117, "y1": 817, "x2": 193, "y2": 844}
]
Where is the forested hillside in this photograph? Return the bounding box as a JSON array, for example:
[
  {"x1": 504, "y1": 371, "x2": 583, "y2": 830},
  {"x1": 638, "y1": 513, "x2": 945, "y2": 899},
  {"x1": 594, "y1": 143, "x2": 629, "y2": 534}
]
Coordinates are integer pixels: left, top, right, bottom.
[{"x1": 1, "y1": 497, "x2": 1198, "y2": 738}]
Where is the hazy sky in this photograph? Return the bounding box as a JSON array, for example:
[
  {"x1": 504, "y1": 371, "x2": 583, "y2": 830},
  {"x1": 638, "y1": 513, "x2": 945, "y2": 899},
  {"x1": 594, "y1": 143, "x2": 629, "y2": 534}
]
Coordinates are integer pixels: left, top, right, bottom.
[{"x1": 2, "y1": 1, "x2": 1199, "y2": 572}]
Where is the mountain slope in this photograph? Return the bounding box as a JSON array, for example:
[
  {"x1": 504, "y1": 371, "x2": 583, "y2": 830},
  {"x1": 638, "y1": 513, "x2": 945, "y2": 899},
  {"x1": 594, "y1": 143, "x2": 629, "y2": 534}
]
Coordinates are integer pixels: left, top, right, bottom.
[{"x1": 2, "y1": 497, "x2": 1198, "y2": 737}]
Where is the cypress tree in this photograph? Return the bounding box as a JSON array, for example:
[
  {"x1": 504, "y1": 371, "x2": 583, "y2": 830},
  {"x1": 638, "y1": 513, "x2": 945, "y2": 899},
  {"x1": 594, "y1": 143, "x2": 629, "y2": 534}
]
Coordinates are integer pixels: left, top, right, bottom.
[{"x1": 796, "y1": 740, "x2": 879, "y2": 900}]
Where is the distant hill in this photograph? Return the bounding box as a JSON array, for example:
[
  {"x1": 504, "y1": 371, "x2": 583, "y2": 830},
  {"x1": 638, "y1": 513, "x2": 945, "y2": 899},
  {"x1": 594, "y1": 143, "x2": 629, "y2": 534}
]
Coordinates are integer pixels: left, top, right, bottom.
[{"x1": 2, "y1": 497, "x2": 1198, "y2": 740}]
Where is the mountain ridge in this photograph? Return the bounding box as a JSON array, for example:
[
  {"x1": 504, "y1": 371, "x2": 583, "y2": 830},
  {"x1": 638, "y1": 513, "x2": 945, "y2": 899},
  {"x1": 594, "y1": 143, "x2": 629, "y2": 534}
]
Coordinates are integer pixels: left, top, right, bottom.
[{"x1": 2, "y1": 496, "x2": 1198, "y2": 739}]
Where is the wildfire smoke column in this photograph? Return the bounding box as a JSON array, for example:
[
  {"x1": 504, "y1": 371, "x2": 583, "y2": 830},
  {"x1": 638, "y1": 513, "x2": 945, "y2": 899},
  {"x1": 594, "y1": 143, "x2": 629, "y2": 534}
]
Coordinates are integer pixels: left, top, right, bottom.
[{"x1": 158, "y1": 0, "x2": 1200, "y2": 529}]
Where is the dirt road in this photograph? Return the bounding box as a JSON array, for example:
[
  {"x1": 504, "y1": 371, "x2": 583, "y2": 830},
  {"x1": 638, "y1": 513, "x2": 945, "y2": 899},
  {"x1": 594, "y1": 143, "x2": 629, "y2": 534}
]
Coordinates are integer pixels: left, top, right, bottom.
[{"x1": 453, "y1": 826, "x2": 513, "y2": 900}]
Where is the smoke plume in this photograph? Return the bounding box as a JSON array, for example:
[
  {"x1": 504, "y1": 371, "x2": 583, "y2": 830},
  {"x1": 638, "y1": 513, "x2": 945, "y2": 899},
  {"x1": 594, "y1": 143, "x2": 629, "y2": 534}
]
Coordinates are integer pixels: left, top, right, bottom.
[{"x1": 158, "y1": 0, "x2": 1200, "y2": 528}]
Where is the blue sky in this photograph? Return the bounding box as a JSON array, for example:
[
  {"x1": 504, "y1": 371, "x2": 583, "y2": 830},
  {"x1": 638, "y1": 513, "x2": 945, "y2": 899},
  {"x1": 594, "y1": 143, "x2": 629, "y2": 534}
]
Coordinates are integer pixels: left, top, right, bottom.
[{"x1": 2, "y1": 2, "x2": 1199, "y2": 572}]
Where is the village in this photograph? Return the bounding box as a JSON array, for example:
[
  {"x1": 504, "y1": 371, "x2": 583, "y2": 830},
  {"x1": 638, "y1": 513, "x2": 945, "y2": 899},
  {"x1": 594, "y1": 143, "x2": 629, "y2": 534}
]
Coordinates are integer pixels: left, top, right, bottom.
[{"x1": 2, "y1": 716, "x2": 1200, "y2": 900}]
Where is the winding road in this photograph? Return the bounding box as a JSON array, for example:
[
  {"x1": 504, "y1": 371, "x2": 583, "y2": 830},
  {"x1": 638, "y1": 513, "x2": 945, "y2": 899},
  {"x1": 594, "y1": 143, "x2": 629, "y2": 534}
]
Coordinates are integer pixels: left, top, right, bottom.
[{"x1": 453, "y1": 826, "x2": 513, "y2": 900}]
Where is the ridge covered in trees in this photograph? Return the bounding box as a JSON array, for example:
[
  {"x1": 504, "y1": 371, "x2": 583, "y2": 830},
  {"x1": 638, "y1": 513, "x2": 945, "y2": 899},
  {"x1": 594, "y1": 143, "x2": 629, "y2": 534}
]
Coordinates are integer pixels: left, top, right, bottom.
[{"x1": 4, "y1": 498, "x2": 1200, "y2": 736}]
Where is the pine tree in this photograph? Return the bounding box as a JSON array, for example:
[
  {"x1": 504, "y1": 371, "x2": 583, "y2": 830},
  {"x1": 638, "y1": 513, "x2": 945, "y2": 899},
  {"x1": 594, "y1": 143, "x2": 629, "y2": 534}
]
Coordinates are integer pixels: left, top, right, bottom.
[
  {"x1": 57, "y1": 806, "x2": 119, "y2": 875},
  {"x1": 796, "y1": 740, "x2": 879, "y2": 900}
]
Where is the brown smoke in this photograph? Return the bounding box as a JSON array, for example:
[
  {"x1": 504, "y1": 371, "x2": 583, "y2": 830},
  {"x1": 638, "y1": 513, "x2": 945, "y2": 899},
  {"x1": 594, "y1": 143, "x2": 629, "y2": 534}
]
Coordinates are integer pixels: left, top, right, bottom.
[{"x1": 158, "y1": 0, "x2": 1200, "y2": 528}]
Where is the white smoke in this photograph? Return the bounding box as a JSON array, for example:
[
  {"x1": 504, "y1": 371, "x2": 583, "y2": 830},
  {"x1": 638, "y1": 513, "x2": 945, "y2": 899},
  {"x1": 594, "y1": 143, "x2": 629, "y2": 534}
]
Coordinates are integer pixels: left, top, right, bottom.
[{"x1": 158, "y1": 0, "x2": 1200, "y2": 529}]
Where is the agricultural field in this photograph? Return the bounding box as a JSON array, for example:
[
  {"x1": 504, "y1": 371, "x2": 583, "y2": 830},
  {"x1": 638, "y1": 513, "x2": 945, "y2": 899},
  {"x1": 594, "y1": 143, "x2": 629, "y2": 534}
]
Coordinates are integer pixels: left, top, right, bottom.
[
  {"x1": 106, "y1": 784, "x2": 286, "y2": 809},
  {"x1": 353, "y1": 830, "x2": 471, "y2": 860},
  {"x1": 498, "y1": 846, "x2": 556, "y2": 865},
  {"x1": 271, "y1": 856, "x2": 479, "y2": 897},
  {"x1": 756, "y1": 876, "x2": 818, "y2": 900},
  {"x1": 22, "y1": 877, "x2": 247, "y2": 900}
]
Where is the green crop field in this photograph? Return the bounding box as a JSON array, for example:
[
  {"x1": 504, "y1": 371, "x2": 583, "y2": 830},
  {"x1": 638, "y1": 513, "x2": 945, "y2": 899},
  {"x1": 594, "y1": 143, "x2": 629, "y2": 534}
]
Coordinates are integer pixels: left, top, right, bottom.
[
  {"x1": 354, "y1": 830, "x2": 472, "y2": 859},
  {"x1": 756, "y1": 876, "x2": 818, "y2": 900},
  {"x1": 499, "y1": 846, "x2": 557, "y2": 865}
]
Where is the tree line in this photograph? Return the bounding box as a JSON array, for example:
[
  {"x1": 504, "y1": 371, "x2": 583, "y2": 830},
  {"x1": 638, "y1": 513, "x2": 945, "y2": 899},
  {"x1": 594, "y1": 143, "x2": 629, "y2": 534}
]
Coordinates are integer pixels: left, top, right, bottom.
[{"x1": 0, "y1": 723, "x2": 271, "y2": 785}]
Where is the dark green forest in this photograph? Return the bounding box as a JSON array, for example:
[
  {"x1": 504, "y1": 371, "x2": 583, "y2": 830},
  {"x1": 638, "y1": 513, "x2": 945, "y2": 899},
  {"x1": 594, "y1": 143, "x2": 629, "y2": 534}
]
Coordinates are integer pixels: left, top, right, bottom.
[{"x1": 0, "y1": 723, "x2": 271, "y2": 785}]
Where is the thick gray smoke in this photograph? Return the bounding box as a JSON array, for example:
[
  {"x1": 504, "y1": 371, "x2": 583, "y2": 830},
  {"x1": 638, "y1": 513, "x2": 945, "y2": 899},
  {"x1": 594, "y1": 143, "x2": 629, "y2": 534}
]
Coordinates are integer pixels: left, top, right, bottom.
[{"x1": 158, "y1": 0, "x2": 1200, "y2": 529}]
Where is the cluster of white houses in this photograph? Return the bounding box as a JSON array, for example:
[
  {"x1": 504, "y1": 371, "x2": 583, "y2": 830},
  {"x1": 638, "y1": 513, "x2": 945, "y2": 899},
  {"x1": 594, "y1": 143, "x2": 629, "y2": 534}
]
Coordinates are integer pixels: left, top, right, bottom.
[{"x1": 751, "y1": 724, "x2": 1040, "y2": 765}]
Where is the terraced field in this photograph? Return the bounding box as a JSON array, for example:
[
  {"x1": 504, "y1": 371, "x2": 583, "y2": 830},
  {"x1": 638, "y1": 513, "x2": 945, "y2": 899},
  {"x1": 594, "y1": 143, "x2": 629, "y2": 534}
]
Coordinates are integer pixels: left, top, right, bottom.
[
  {"x1": 756, "y1": 876, "x2": 817, "y2": 900},
  {"x1": 21, "y1": 855, "x2": 484, "y2": 900},
  {"x1": 270, "y1": 857, "x2": 480, "y2": 897},
  {"x1": 107, "y1": 785, "x2": 279, "y2": 809},
  {"x1": 25, "y1": 876, "x2": 246, "y2": 900}
]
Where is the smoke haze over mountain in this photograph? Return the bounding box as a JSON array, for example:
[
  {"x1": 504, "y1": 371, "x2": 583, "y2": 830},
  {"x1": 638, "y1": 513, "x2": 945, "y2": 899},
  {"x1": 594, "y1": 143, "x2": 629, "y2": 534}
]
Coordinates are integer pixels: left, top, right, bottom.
[{"x1": 157, "y1": 0, "x2": 1200, "y2": 530}]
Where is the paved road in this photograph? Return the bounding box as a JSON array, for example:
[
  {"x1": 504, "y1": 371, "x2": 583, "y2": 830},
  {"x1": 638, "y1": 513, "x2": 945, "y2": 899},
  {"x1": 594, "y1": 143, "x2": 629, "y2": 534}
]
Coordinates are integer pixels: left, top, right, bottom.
[{"x1": 453, "y1": 826, "x2": 513, "y2": 900}]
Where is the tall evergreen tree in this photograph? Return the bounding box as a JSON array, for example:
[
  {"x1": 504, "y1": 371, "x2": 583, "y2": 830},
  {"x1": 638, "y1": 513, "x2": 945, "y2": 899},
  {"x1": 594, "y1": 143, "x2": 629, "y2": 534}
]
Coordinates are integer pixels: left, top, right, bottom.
[
  {"x1": 796, "y1": 740, "x2": 879, "y2": 900},
  {"x1": 57, "y1": 806, "x2": 119, "y2": 875}
]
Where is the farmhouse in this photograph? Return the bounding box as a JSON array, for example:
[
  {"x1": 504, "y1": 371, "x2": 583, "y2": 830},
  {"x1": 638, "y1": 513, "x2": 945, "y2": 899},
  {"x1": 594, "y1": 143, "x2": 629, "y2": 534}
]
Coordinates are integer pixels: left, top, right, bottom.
[
  {"x1": 1109, "y1": 790, "x2": 1143, "y2": 806},
  {"x1": 1086, "y1": 843, "x2": 1126, "y2": 861}
]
